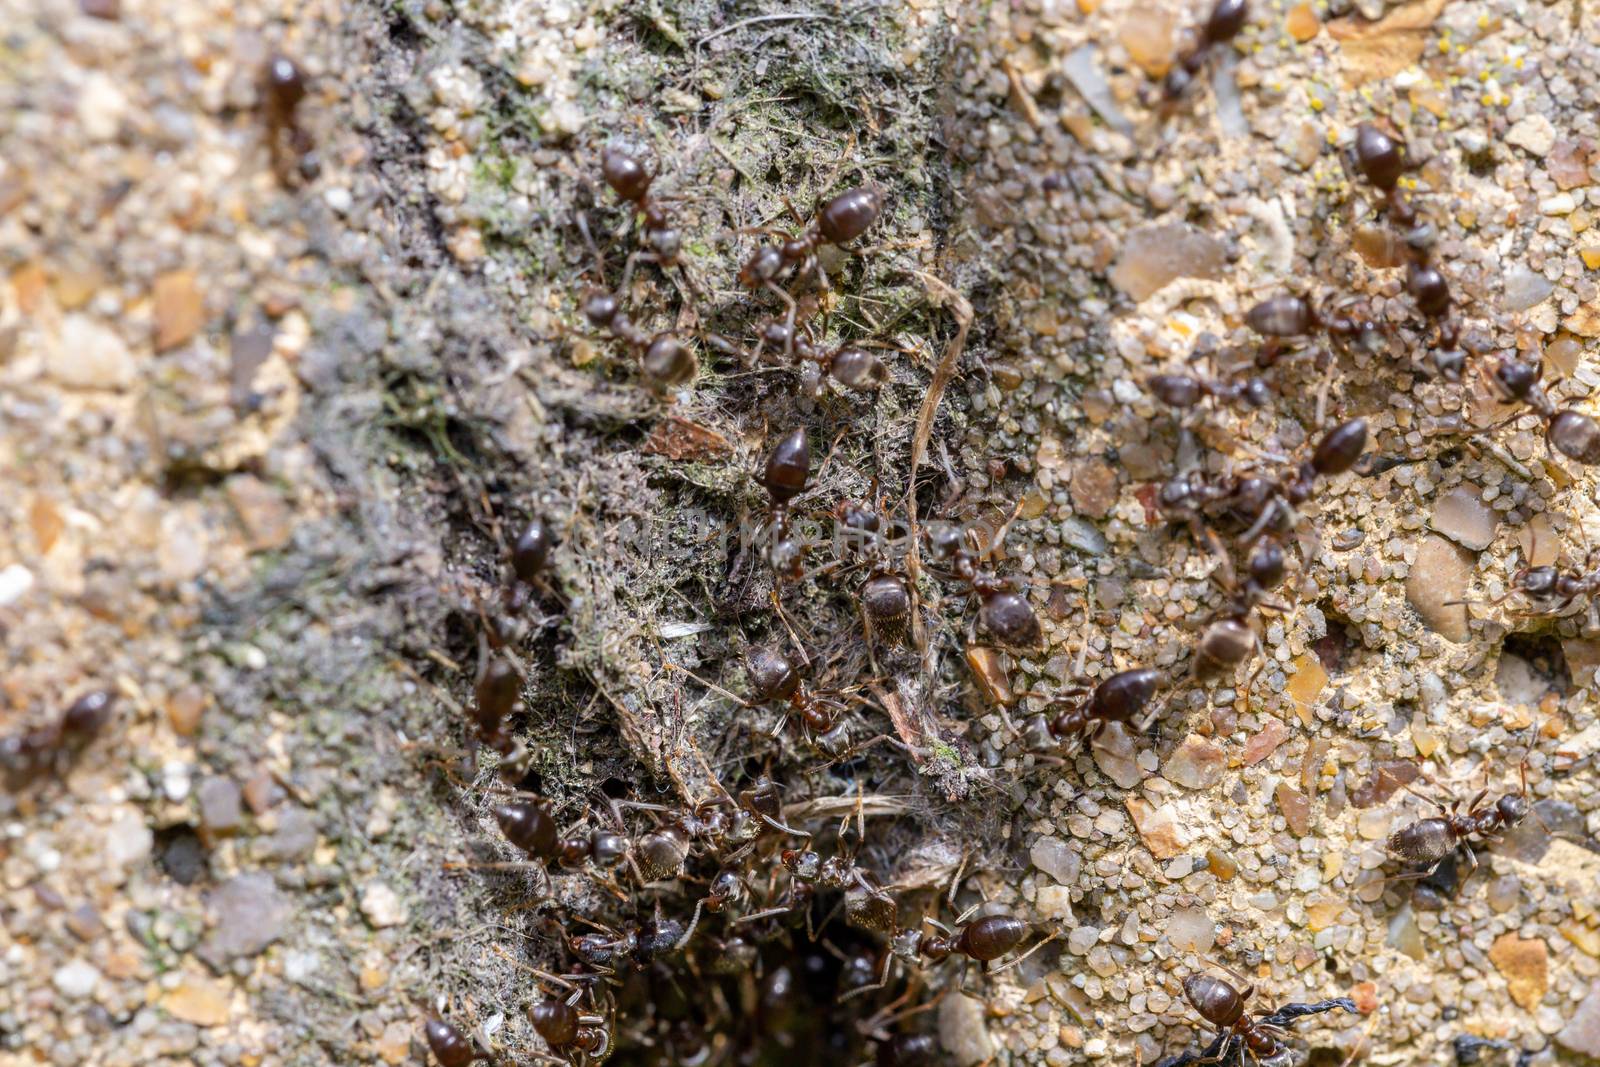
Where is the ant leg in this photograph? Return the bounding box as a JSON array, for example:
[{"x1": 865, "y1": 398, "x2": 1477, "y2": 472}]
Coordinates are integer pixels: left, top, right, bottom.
[
  {"x1": 986, "y1": 927, "x2": 1063, "y2": 976},
  {"x1": 763, "y1": 280, "x2": 800, "y2": 359},
  {"x1": 619, "y1": 249, "x2": 660, "y2": 296},
  {"x1": 661, "y1": 661, "x2": 753, "y2": 708},
  {"x1": 837, "y1": 952, "x2": 897, "y2": 1003}
]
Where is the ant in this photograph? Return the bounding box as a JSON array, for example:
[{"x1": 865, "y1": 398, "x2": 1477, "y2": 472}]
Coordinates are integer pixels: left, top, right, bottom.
[
  {"x1": 1349, "y1": 121, "x2": 1417, "y2": 225},
  {"x1": 756, "y1": 427, "x2": 815, "y2": 579},
  {"x1": 1243, "y1": 293, "x2": 1384, "y2": 368},
  {"x1": 1386, "y1": 766, "x2": 1532, "y2": 880},
  {"x1": 262, "y1": 55, "x2": 316, "y2": 186},
  {"x1": 1160, "y1": 418, "x2": 1369, "y2": 548},
  {"x1": 600, "y1": 146, "x2": 688, "y2": 289},
  {"x1": 1155, "y1": 968, "x2": 1358, "y2": 1067},
  {"x1": 423, "y1": 1018, "x2": 486, "y2": 1067},
  {"x1": 1, "y1": 688, "x2": 118, "y2": 788},
  {"x1": 1480, "y1": 353, "x2": 1600, "y2": 466},
  {"x1": 737, "y1": 185, "x2": 884, "y2": 356},
  {"x1": 778, "y1": 844, "x2": 900, "y2": 932},
  {"x1": 569, "y1": 906, "x2": 701, "y2": 971},
  {"x1": 1021, "y1": 667, "x2": 1166, "y2": 751},
  {"x1": 579, "y1": 287, "x2": 698, "y2": 390},
  {"x1": 1192, "y1": 532, "x2": 1292, "y2": 683},
  {"x1": 922, "y1": 518, "x2": 1042, "y2": 650},
  {"x1": 529, "y1": 990, "x2": 612, "y2": 1064},
  {"x1": 842, "y1": 910, "x2": 1045, "y2": 1002},
  {"x1": 1148, "y1": 369, "x2": 1274, "y2": 418},
  {"x1": 746, "y1": 645, "x2": 876, "y2": 754},
  {"x1": 1160, "y1": 0, "x2": 1249, "y2": 103}
]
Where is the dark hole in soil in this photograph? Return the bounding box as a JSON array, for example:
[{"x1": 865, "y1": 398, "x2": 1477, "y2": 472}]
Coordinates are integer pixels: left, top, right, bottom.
[
  {"x1": 155, "y1": 824, "x2": 207, "y2": 886},
  {"x1": 1312, "y1": 607, "x2": 1357, "y2": 675},
  {"x1": 1494, "y1": 632, "x2": 1571, "y2": 701}
]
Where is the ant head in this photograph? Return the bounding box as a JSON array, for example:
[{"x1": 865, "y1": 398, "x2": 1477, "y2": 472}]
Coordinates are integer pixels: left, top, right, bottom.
[
  {"x1": 1496, "y1": 793, "x2": 1530, "y2": 824},
  {"x1": 1518, "y1": 565, "x2": 1559, "y2": 597}
]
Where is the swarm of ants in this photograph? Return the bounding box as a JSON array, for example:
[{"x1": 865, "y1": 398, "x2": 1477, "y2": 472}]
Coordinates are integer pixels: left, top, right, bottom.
[{"x1": 181, "y1": 5, "x2": 1591, "y2": 1065}]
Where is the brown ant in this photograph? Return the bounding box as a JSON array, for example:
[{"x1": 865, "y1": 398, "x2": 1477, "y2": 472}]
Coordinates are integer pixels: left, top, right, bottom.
[
  {"x1": 746, "y1": 645, "x2": 877, "y2": 755},
  {"x1": 1159, "y1": 418, "x2": 1369, "y2": 548},
  {"x1": 843, "y1": 909, "x2": 1044, "y2": 1001},
  {"x1": 1386, "y1": 766, "x2": 1532, "y2": 879},
  {"x1": 579, "y1": 287, "x2": 698, "y2": 390},
  {"x1": 1, "y1": 688, "x2": 118, "y2": 788},
  {"x1": 756, "y1": 427, "x2": 815, "y2": 579},
  {"x1": 922, "y1": 518, "x2": 1042, "y2": 650},
  {"x1": 1160, "y1": 0, "x2": 1249, "y2": 103},
  {"x1": 600, "y1": 146, "x2": 688, "y2": 289},
  {"x1": 1480, "y1": 353, "x2": 1600, "y2": 466},
  {"x1": 262, "y1": 55, "x2": 316, "y2": 186},
  {"x1": 423, "y1": 1018, "x2": 487, "y2": 1066},
  {"x1": 529, "y1": 989, "x2": 612, "y2": 1064},
  {"x1": 1191, "y1": 533, "x2": 1292, "y2": 683},
  {"x1": 1155, "y1": 968, "x2": 1357, "y2": 1067},
  {"x1": 737, "y1": 185, "x2": 884, "y2": 356},
  {"x1": 1149, "y1": 370, "x2": 1274, "y2": 418}
]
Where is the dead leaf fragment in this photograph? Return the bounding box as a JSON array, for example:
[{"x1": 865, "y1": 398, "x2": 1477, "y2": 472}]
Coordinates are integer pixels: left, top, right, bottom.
[{"x1": 1327, "y1": 0, "x2": 1447, "y2": 86}]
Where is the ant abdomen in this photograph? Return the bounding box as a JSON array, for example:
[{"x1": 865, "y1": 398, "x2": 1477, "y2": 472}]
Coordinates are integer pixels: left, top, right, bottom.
[
  {"x1": 817, "y1": 186, "x2": 883, "y2": 245},
  {"x1": 1549, "y1": 410, "x2": 1600, "y2": 464},
  {"x1": 1387, "y1": 817, "x2": 1455, "y2": 866},
  {"x1": 494, "y1": 801, "x2": 558, "y2": 859},
  {"x1": 1184, "y1": 973, "x2": 1248, "y2": 1027},
  {"x1": 511, "y1": 518, "x2": 554, "y2": 583},
  {"x1": 760, "y1": 428, "x2": 811, "y2": 504},
  {"x1": 980, "y1": 590, "x2": 1042, "y2": 648},
  {"x1": 955, "y1": 914, "x2": 1028, "y2": 961},
  {"x1": 423, "y1": 1018, "x2": 479, "y2": 1067},
  {"x1": 529, "y1": 999, "x2": 579, "y2": 1046},
  {"x1": 1195, "y1": 617, "x2": 1255, "y2": 679}
]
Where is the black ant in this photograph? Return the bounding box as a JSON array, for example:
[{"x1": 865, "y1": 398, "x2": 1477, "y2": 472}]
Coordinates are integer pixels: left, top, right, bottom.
[
  {"x1": 737, "y1": 185, "x2": 884, "y2": 356},
  {"x1": 1155, "y1": 969, "x2": 1358, "y2": 1067},
  {"x1": 922, "y1": 517, "x2": 1042, "y2": 650},
  {"x1": 1, "y1": 688, "x2": 118, "y2": 788},
  {"x1": 746, "y1": 645, "x2": 876, "y2": 755},
  {"x1": 842, "y1": 910, "x2": 1044, "y2": 1002},
  {"x1": 1160, "y1": 0, "x2": 1249, "y2": 103},
  {"x1": 1349, "y1": 121, "x2": 1417, "y2": 225},
  {"x1": 1243, "y1": 293, "x2": 1384, "y2": 368},
  {"x1": 262, "y1": 55, "x2": 316, "y2": 186},
  {"x1": 1386, "y1": 767, "x2": 1532, "y2": 880},
  {"x1": 1021, "y1": 667, "x2": 1166, "y2": 750},
  {"x1": 1480, "y1": 353, "x2": 1600, "y2": 466}
]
